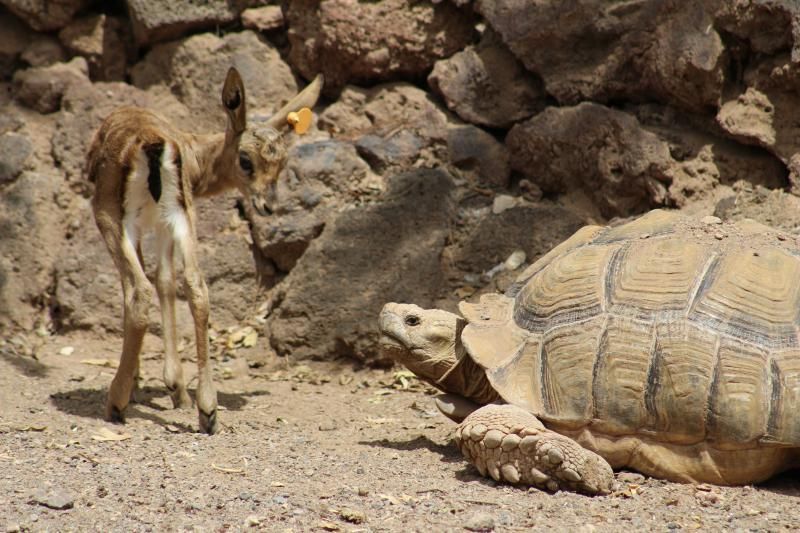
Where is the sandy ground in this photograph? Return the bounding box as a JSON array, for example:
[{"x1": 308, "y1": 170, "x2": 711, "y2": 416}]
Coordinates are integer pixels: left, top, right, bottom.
[{"x1": 1, "y1": 331, "x2": 800, "y2": 532}]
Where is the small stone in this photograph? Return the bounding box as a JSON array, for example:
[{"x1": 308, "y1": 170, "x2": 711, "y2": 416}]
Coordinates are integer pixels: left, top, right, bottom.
[
  {"x1": 492, "y1": 194, "x2": 518, "y2": 214},
  {"x1": 318, "y1": 420, "x2": 337, "y2": 431},
  {"x1": 245, "y1": 515, "x2": 261, "y2": 527},
  {"x1": 483, "y1": 429, "x2": 504, "y2": 449},
  {"x1": 714, "y1": 232, "x2": 724, "y2": 240},
  {"x1": 31, "y1": 487, "x2": 75, "y2": 510},
  {"x1": 464, "y1": 511, "x2": 495, "y2": 532},
  {"x1": 339, "y1": 508, "x2": 366, "y2": 524},
  {"x1": 59, "y1": 346, "x2": 75, "y2": 356},
  {"x1": 617, "y1": 472, "x2": 645, "y2": 484},
  {"x1": 503, "y1": 249, "x2": 526, "y2": 271},
  {"x1": 356, "y1": 487, "x2": 369, "y2": 497},
  {"x1": 241, "y1": 6, "x2": 284, "y2": 32},
  {"x1": 701, "y1": 215, "x2": 722, "y2": 225}
]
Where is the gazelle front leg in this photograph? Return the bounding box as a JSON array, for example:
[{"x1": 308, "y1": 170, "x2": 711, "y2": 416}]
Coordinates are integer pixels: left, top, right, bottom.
[
  {"x1": 175, "y1": 218, "x2": 218, "y2": 434},
  {"x1": 155, "y1": 227, "x2": 192, "y2": 409}
]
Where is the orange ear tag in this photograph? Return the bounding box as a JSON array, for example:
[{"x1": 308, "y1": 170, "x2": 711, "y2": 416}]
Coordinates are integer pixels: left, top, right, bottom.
[{"x1": 287, "y1": 108, "x2": 313, "y2": 135}]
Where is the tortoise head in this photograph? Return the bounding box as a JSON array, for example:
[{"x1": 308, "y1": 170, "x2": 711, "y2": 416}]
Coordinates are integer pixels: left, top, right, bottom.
[{"x1": 379, "y1": 303, "x2": 500, "y2": 407}]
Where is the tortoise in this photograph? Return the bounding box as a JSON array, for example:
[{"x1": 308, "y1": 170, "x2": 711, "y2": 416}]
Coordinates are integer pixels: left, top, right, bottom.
[{"x1": 378, "y1": 209, "x2": 800, "y2": 495}]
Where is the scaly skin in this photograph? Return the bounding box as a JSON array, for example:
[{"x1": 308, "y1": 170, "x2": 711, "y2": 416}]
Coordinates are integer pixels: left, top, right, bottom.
[{"x1": 456, "y1": 404, "x2": 614, "y2": 496}]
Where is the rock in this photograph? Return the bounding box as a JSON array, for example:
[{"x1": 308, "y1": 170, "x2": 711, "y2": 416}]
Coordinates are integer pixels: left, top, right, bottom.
[
  {"x1": 339, "y1": 508, "x2": 366, "y2": 524},
  {"x1": 477, "y1": 1, "x2": 724, "y2": 112},
  {"x1": 58, "y1": 14, "x2": 131, "y2": 81},
  {"x1": 20, "y1": 35, "x2": 66, "y2": 68},
  {"x1": 448, "y1": 203, "x2": 585, "y2": 275},
  {"x1": 0, "y1": 9, "x2": 29, "y2": 79},
  {"x1": 251, "y1": 211, "x2": 325, "y2": 273},
  {"x1": 12, "y1": 56, "x2": 90, "y2": 113},
  {"x1": 0, "y1": 132, "x2": 32, "y2": 183},
  {"x1": 0, "y1": 172, "x2": 65, "y2": 332},
  {"x1": 355, "y1": 131, "x2": 423, "y2": 173},
  {"x1": 30, "y1": 486, "x2": 75, "y2": 510},
  {"x1": 714, "y1": 185, "x2": 800, "y2": 233},
  {"x1": 428, "y1": 28, "x2": 545, "y2": 128},
  {"x1": 506, "y1": 103, "x2": 673, "y2": 218},
  {"x1": 464, "y1": 511, "x2": 495, "y2": 532},
  {"x1": 130, "y1": 30, "x2": 297, "y2": 130},
  {"x1": 241, "y1": 5, "x2": 284, "y2": 32},
  {"x1": 286, "y1": 0, "x2": 476, "y2": 91},
  {"x1": 617, "y1": 471, "x2": 646, "y2": 484},
  {"x1": 447, "y1": 125, "x2": 509, "y2": 188},
  {"x1": 0, "y1": 0, "x2": 89, "y2": 31},
  {"x1": 717, "y1": 87, "x2": 775, "y2": 149},
  {"x1": 714, "y1": 0, "x2": 797, "y2": 56},
  {"x1": 125, "y1": 0, "x2": 243, "y2": 46},
  {"x1": 265, "y1": 169, "x2": 455, "y2": 363}
]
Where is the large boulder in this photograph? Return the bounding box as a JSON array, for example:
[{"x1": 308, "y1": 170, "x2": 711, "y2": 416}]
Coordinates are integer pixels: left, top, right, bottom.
[
  {"x1": 0, "y1": 0, "x2": 89, "y2": 31},
  {"x1": 476, "y1": 0, "x2": 725, "y2": 112},
  {"x1": 247, "y1": 139, "x2": 378, "y2": 274},
  {"x1": 58, "y1": 14, "x2": 131, "y2": 81},
  {"x1": 130, "y1": 30, "x2": 298, "y2": 130},
  {"x1": 0, "y1": 8, "x2": 30, "y2": 79},
  {"x1": 285, "y1": 0, "x2": 476, "y2": 91},
  {"x1": 428, "y1": 28, "x2": 546, "y2": 129},
  {"x1": 12, "y1": 56, "x2": 90, "y2": 114},
  {"x1": 125, "y1": 0, "x2": 244, "y2": 47},
  {"x1": 0, "y1": 172, "x2": 65, "y2": 332},
  {"x1": 506, "y1": 103, "x2": 674, "y2": 217},
  {"x1": 265, "y1": 168, "x2": 455, "y2": 363}
]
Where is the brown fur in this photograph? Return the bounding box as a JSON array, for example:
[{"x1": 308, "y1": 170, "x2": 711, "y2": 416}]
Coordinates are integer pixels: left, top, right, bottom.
[{"x1": 87, "y1": 68, "x2": 323, "y2": 434}]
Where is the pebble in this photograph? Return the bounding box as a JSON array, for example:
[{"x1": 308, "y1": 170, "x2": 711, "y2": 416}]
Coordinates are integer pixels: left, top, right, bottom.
[
  {"x1": 30, "y1": 487, "x2": 74, "y2": 510},
  {"x1": 318, "y1": 420, "x2": 337, "y2": 431},
  {"x1": 245, "y1": 515, "x2": 261, "y2": 527},
  {"x1": 701, "y1": 215, "x2": 722, "y2": 225},
  {"x1": 617, "y1": 472, "x2": 645, "y2": 484},
  {"x1": 464, "y1": 511, "x2": 495, "y2": 532},
  {"x1": 339, "y1": 508, "x2": 366, "y2": 524},
  {"x1": 492, "y1": 195, "x2": 519, "y2": 215}
]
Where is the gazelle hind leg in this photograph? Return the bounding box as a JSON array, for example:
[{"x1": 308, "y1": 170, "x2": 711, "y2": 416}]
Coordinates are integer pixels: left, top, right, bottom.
[
  {"x1": 173, "y1": 212, "x2": 218, "y2": 434},
  {"x1": 99, "y1": 223, "x2": 152, "y2": 422},
  {"x1": 455, "y1": 404, "x2": 614, "y2": 496},
  {"x1": 155, "y1": 225, "x2": 192, "y2": 408}
]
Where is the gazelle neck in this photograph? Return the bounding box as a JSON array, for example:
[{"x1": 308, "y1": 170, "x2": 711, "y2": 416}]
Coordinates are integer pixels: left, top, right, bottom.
[{"x1": 188, "y1": 132, "x2": 239, "y2": 198}]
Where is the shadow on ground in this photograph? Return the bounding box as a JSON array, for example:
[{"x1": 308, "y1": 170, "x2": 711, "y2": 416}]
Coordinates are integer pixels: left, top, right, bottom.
[
  {"x1": 50, "y1": 384, "x2": 270, "y2": 432},
  {"x1": 0, "y1": 347, "x2": 49, "y2": 378},
  {"x1": 360, "y1": 434, "x2": 463, "y2": 463}
]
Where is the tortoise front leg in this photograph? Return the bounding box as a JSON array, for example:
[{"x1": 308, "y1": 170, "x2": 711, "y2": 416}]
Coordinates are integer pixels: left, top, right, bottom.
[{"x1": 455, "y1": 404, "x2": 614, "y2": 496}]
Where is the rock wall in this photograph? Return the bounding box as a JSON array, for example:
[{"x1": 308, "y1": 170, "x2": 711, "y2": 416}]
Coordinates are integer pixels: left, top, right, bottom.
[{"x1": 1, "y1": 0, "x2": 799, "y2": 364}]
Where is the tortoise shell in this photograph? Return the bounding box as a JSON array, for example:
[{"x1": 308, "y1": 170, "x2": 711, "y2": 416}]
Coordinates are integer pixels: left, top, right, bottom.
[{"x1": 459, "y1": 209, "x2": 800, "y2": 452}]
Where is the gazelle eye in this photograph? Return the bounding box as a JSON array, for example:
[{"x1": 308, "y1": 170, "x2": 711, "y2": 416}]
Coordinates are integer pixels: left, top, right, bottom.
[
  {"x1": 239, "y1": 152, "x2": 253, "y2": 174},
  {"x1": 405, "y1": 315, "x2": 420, "y2": 327}
]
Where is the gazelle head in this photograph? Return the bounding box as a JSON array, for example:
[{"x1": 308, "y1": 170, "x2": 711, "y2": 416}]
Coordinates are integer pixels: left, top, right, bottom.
[{"x1": 220, "y1": 67, "x2": 322, "y2": 216}]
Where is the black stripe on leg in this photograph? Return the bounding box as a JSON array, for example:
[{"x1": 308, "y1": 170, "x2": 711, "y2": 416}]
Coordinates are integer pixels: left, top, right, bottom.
[
  {"x1": 143, "y1": 142, "x2": 165, "y2": 203},
  {"x1": 173, "y1": 143, "x2": 186, "y2": 209}
]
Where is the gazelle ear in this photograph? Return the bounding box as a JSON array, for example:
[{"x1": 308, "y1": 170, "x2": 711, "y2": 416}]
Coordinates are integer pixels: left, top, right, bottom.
[
  {"x1": 221, "y1": 67, "x2": 247, "y2": 136},
  {"x1": 266, "y1": 74, "x2": 324, "y2": 131}
]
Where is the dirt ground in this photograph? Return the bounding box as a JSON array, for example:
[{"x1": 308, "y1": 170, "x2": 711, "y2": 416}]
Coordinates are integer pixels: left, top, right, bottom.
[{"x1": 1, "y1": 331, "x2": 800, "y2": 532}]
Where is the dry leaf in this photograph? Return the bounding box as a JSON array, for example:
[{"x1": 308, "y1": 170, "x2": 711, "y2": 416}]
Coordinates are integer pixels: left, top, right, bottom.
[
  {"x1": 91, "y1": 427, "x2": 131, "y2": 442},
  {"x1": 242, "y1": 330, "x2": 258, "y2": 348}
]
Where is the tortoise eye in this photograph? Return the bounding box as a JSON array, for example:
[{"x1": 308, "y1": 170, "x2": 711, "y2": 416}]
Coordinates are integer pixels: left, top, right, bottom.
[
  {"x1": 239, "y1": 151, "x2": 254, "y2": 175},
  {"x1": 405, "y1": 315, "x2": 420, "y2": 327}
]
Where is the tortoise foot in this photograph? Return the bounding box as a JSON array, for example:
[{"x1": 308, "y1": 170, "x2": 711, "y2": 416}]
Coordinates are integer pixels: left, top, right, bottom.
[{"x1": 455, "y1": 404, "x2": 613, "y2": 496}]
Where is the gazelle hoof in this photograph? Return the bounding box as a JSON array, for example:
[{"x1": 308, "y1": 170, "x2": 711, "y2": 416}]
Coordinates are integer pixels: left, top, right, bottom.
[
  {"x1": 167, "y1": 386, "x2": 193, "y2": 409},
  {"x1": 106, "y1": 403, "x2": 126, "y2": 424},
  {"x1": 199, "y1": 409, "x2": 218, "y2": 435}
]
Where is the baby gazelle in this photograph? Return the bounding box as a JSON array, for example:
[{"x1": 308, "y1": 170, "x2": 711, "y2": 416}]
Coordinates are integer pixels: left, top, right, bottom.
[{"x1": 87, "y1": 67, "x2": 322, "y2": 433}]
